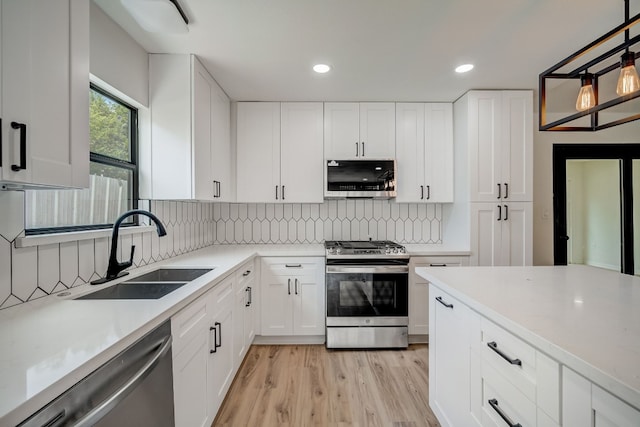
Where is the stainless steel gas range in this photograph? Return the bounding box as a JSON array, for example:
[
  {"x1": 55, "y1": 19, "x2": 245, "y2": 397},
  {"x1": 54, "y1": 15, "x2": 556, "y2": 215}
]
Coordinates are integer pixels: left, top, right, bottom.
[{"x1": 324, "y1": 240, "x2": 409, "y2": 349}]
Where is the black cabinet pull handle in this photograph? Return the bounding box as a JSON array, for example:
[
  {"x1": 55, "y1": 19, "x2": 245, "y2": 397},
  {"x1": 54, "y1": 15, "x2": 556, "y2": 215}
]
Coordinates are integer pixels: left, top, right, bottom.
[
  {"x1": 355, "y1": 142, "x2": 359, "y2": 157},
  {"x1": 217, "y1": 181, "x2": 221, "y2": 198},
  {"x1": 504, "y1": 205, "x2": 509, "y2": 221},
  {"x1": 275, "y1": 185, "x2": 278, "y2": 200},
  {"x1": 426, "y1": 185, "x2": 431, "y2": 200},
  {"x1": 488, "y1": 398, "x2": 522, "y2": 427},
  {"x1": 215, "y1": 321, "x2": 222, "y2": 349},
  {"x1": 242, "y1": 270, "x2": 251, "y2": 277},
  {"x1": 209, "y1": 326, "x2": 217, "y2": 353},
  {"x1": 430, "y1": 263, "x2": 447, "y2": 267},
  {"x1": 504, "y1": 183, "x2": 509, "y2": 199},
  {"x1": 285, "y1": 264, "x2": 302, "y2": 268},
  {"x1": 497, "y1": 205, "x2": 502, "y2": 221},
  {"x1": 282, "y1": 185, "x2": 285, "y2": 200},
  {"x1": 288, "y1": 278, "x2": 291, "y2": 295},
  {"x1": 420, "y1": 185, "x2": 424, "y2": 200},
  {"x1": 11, "y1": 121, "x2": 26, "y2": 171},
  {"x1": 295, "y1": 278, "x2": 299, "y2": 295},
  {"x1": 245, "y1": 286, "x2": 252, "y2": 306},
  {"x1": 213, "y1": 181, "x2": 217, "y2": 198},
  {"x1": 497, "y1": 183, "x2": 501, "y2": 199},
  {"x1": 435, "y1": 296, "x2": 453, "y2": 308},
  {"x1": 361, "y1": 142, "x2": 365, "y2": 157},
  {"x1": 487, "y1": 341, "x2": 522, "y2": 366}
]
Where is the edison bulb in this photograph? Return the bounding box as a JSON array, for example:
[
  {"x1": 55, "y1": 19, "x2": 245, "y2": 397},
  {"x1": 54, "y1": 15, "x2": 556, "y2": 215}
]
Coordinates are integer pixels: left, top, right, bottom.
[
  {"x1": 576, "y1": 74, "x2": 596, "y2": 112},
  {"x1": 617, "y1": 64, "x2": 640, "y2": 95}
]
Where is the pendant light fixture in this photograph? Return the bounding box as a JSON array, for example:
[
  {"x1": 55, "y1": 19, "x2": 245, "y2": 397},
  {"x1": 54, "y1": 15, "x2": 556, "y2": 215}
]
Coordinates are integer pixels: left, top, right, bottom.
[
  {"x1": 617, "y1": 0, "x2": 640, "y2": 96},
  {"x1": 617, "y1": 52, "x2": 640, "y2": 96},
  {"x1": 576, "y1": 73, "x2": 596, "y2": 111},
  {"x1": 539, "y1": 0, "x2": 640, "y2": 131}
]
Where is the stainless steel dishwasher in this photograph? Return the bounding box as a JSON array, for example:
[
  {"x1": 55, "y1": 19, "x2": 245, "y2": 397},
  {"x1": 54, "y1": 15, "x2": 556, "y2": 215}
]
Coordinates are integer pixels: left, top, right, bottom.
[{"x1": 18, "y1": 320, "x2": 175, "y2": 427}]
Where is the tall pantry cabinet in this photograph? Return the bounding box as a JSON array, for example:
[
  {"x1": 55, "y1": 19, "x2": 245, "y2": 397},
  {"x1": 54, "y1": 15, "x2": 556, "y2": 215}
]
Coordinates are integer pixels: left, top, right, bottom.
[{"x1": 456, "y1": 91, "x2": 533, "y2": 266}]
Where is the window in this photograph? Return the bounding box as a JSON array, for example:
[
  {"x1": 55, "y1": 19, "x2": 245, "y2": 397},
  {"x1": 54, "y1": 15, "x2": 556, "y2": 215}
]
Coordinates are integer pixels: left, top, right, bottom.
[{"x1": 25, "y1": 85, "x2": 138, "y2": 233}]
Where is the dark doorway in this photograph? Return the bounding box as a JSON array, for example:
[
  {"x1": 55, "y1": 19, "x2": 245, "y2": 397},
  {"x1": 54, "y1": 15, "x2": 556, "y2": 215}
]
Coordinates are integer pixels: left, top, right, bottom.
[{"x1": 553, "y1": 144, "x2": 640, "y2": 275}]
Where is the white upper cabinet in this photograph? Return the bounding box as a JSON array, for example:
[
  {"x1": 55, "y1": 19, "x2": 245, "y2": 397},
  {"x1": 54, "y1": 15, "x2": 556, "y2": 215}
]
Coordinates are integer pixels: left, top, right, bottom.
[
  {"x1": 1, "y1": 0, "x2": 89, "y2": 190},
  {"x1": 324, "y1": 102, "x2": 395, "y2": 159},
  {"x1": 148, "y1": 54, "x2": 232, "y2": 201},
  {"x1": 467, "y1": 90, "x2": 533, "y2": 202},
  {"x1": 396, "y1": 103, "x2": 453, "y2": 203},
  {"x1": 236, "y1": 102, "x2": 323, "y2": 203}
]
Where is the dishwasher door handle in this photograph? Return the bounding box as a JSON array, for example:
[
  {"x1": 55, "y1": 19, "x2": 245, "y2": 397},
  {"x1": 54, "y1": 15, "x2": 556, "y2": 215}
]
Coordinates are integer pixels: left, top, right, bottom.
[{"x1": 73, "y1": 335, "x2": 173, "y2": 427}]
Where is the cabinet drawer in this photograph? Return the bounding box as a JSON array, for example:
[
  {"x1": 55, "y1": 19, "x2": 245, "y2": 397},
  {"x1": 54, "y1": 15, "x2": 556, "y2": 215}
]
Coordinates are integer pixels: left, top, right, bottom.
[
  {"x1": 171, "y1": 295, "x2": 208, "y2": 354},
  {"x1": 481, "y1": 318, "x2": 560, "y2": 423},
  {"x1": 411, "y1": 255, "x2": 469, "y2": 267},
  {"x1": 209, "y1": 276, "x2": 234, "y2": 318},
  {"x1": 481, "y1": 318, "x2": 537, "y2": 400},
  {"x1": 237, "y1": 259, "x2": 256, "y2": 287},
  {"x1": 481, "y1": 362, "x2": 536, "y2": 427},
  {"x1": 262, "y1": 257, "x2": 323, "y2": 276}
]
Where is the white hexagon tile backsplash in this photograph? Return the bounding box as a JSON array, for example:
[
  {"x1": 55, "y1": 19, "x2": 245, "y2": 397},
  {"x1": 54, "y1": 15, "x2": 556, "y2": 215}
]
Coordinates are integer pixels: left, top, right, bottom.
[{"x1": 0, "y1": 199, "x2": 441, "y2": 310}]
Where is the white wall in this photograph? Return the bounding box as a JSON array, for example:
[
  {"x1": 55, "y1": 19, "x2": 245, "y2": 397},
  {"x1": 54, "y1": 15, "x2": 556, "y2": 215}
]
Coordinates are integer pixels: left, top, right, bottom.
[
  {"x1": 532, "y1": 114, "x2": 640, "y2": 265},
  {"x1": 90, "y1": 2, "x2": 148, "y2": 106}
]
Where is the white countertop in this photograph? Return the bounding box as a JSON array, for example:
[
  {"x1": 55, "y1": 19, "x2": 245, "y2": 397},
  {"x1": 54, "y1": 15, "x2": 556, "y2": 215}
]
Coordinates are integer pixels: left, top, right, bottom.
[
  {"x1": 0, "y1": 241, "x2": 464, "y2": 425},
  {"x1": 0, "y1": 243, "x2": 323, "y2": 426},
  {"x1": 416, "y1": 265, "x2": 640, "y2": 410}
]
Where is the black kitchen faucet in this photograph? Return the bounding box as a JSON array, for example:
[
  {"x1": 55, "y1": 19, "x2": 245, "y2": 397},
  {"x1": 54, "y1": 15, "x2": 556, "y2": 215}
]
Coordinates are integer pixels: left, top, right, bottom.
[{"x1": 91, "y1": 209, "x2": 167, "y2": 285}]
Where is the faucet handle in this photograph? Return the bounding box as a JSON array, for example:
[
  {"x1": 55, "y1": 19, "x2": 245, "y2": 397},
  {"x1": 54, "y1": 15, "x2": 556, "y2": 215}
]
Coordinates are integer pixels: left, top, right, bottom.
[{"x1": 127, "y1": 245, "x2": 136, "y2": 267}]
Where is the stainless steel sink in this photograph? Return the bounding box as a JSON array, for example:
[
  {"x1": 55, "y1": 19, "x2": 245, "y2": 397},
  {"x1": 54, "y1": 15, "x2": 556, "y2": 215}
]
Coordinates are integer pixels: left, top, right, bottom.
[
  {"x1": 76, "y1": 268, "x2": 213, "y2": 300},
  {"x1": 76, "y1": 282, "x2": 188, "y2": 300},
  {"x1": 125, "y1": 268, "x2": 213, "y2": 283}
]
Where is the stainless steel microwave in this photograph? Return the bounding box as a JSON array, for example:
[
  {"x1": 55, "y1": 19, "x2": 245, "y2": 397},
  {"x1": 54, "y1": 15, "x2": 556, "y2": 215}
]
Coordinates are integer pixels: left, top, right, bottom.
[{"x1": 325, "y1": 159, "x2": 397, "y2": 199}]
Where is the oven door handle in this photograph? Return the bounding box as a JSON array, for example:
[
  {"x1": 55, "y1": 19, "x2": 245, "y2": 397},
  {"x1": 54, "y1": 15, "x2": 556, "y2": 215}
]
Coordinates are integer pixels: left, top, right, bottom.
[{"x1": 326, "y1": 265, "x2": 409, "y2": 274}]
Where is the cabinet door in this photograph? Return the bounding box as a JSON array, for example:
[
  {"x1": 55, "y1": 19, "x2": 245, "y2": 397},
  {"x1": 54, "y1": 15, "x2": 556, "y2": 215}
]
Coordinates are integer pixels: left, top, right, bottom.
[
  {"x1": 324, "y1": 103, "x2": 360, "y2": 159},
  {"x1": 260, "y1": 274, "x2": 294, "y2": 336},
  {"x1": 1, "y1": 0, "x2": 89, "y2": 188},
  {"x1": 173, "y1": 331, "x2": 211, "y2": 427},
  {"x1": 395, "y1": 103, "x2": 425, "y2": 203},
  {"x1": 233, "y1": 280, "x2": 247, "y2": 365},
  {"x1": 292, "y1": 274, "x2": 325, "y2": 335},
  {"x1": 192, "y1": 57, "x2": 215, "y2": 201},
  {"x1": 244, "y1": 279, "x2": 256, "y2": 348},
  {"x1": 500, "y1": 91, "x2": 533, "y2": 202},
  {"x1": 500, "y1": 202, "x2": 533, "y2": 266},
  {"x1": 429, "y1": 287, "x2": 475, "y2": 427},
  {"x1": 280, "y1": 102, "x2": 323, "y2": 203},
  {"x1": 470, "y1": 203, "x2": 502, "y2": 266},
  {"x1": 211, "y1": 80, "x2": 232, "y2": 201},
  {"x1": 409, "y1": 263, "x2": 429, "y2": 335},
  {"x1": 359, "y1": 103, "x2": 396, "y2": 158},
  {"x1": 236, "y1": 102, "x2": 281, "y2": 202},
  {"x1": 592, "y1": 384, "x2": 640, "y2": 426},
  {"x1": 468, "y1": 91, "x2": 502, "y2": 202},
  {"x1": 424, "y1": 103, "x2": 454, "y2": 203},
  {"x1": 207, "y1": 278, "x2": 235, "y2": 418}
]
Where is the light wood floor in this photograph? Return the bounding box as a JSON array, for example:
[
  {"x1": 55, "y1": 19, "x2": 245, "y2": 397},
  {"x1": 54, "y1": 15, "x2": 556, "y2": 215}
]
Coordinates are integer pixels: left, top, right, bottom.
[{"x1": 213, "y1": 344, "x2": 440, "y2": 427}]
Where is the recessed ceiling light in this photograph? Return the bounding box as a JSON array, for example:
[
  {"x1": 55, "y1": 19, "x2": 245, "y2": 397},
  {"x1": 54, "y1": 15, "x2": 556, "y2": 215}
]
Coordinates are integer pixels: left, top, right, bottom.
[
  {"x1": 313, "y1": 64, "x2": 331, "y2": 74},
  {"x1": 455, "y1": 64, "x2": 474, "y2": 73}
]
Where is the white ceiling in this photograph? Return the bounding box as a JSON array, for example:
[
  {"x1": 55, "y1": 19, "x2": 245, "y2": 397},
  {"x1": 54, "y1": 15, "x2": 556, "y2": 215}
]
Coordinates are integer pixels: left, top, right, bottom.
[{"x1": 94, "y1": 0, "x2": 639, "y2": 103}]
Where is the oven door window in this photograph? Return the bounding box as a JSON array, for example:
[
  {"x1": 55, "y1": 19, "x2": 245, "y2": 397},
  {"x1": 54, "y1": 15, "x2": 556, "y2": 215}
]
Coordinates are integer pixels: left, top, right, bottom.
[{"x1": 326, "y1": 273, "x2": 408, "y2": 317}]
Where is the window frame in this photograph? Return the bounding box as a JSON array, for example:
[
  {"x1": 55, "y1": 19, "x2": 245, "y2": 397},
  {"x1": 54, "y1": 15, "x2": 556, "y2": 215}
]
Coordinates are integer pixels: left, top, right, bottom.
[{"x1": 24, "y1": 84, "x2": 139, "y2": 235}]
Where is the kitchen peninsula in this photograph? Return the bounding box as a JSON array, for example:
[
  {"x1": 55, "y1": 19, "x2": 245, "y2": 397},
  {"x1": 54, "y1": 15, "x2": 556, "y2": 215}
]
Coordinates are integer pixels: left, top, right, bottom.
[{"x1": 418, "y1": 265, "x2": 640, "y2": 427}]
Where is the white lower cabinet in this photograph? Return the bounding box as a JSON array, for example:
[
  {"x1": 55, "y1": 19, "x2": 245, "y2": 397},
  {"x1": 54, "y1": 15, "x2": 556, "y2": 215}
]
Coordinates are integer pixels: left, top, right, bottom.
[
  {"x1": 429, "y1": 286, "x2": 480, "y2": 427},
  {"x1": 172, "y1": 294, "x2": 211, "y2": 427},
  {"x1": 260, "y1": 257, "x2": 325, "y2": 336},
  {"x1": 409, "y1": 256, "x2": 468, "y2": 337},
  {"x1": 233, "y1": 259, "x2": 256, "y2": 367},
  {"x1": 430, "y1": 281, "x2": 640, "y2": 427},
  {"x1": 207, "y1": 276, "x2": 235, "y2": 419},
  {"x1": 563, "y1": 367, "x2": 640, "y2": 427},
  {"x1": 171, "y1": 259, "x2": 258, "y2": 427}
]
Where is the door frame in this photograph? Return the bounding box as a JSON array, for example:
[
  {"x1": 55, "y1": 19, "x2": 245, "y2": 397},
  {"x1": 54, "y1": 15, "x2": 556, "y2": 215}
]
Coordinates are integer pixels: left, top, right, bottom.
[{"x1": 553, "y1": 144, "x2": 637, "y2": 274}]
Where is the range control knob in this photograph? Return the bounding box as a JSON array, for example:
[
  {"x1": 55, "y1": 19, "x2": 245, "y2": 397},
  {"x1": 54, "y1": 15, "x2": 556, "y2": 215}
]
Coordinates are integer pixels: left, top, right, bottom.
[{"x1": 398, "y1": 247, "x2": 406, "y2": 254}]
